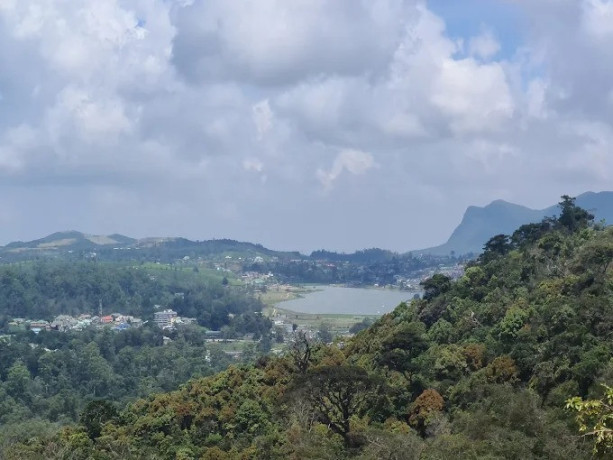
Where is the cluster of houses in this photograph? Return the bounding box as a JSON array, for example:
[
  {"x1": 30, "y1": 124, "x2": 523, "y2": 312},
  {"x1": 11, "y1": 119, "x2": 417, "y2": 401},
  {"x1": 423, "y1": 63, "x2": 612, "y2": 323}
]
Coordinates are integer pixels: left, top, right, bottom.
[
  {"x1": 153, "y1": 308, "x2": 196, "y2": 330},
  {"x1": 5, "y1": 308, "x2": 198, "y2": 336},
  {"x1": 7, "y1": 313, "x2": 144, "y2": 334},
  {"x1": 241, "y1": 271, "x2": 275, "y2": 286}
]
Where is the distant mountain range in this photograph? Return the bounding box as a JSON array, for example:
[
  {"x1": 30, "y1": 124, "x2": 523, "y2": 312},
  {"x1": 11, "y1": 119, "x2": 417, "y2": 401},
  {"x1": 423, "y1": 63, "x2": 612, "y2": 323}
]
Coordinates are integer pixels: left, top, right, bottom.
[
  {"x1": 2, "y1": 191, "x2": 612, "y2": 261},
  {"x1": 0, "y1": 231, "x2": 301, "y2": 263},
  {"x1": 419, "y1": 191, "x2": 613, "y2": 256}
]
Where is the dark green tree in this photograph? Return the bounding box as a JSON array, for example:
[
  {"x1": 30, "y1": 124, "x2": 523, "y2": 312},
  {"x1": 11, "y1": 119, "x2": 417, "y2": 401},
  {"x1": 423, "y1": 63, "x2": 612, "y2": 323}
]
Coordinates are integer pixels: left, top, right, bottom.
[
  {"x1": 557, "y1": 195, "x2": 594, "y2": 232},
  {"x1": 80, "y1": 400, "x2": 118, "y2": 439},
  {"x1": 294, "y1": 365, "x2": 384, "y2": 447},
  {"x1": 420, "y1": 274, "x2": 451, "y2": 301}
]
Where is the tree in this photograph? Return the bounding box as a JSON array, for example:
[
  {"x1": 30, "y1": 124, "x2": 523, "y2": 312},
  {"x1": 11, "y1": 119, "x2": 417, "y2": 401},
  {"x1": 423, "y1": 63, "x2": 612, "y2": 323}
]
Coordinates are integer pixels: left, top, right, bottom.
[
  {"x1": 5, "y1": 360, "x2": 31, "y2": 402},
  {"x1": 376, "y1": 322, "x2": 428, "y2": 386},
  {"x1": 289, "y1": 331, "x2": 315, "y2": 374},
  {"x1": 557, "y1": 195, "x2": 594, "y2": 232},
  {"x1": 577, "y1": 239, "x2": 613, "y2": 276},
  {"x1": 318, "y1": 323, "x2": 333, "y2": 344},
  {"x1": 420, "y1": 274, "x2": 451, "y2": 301},
  {"x1": 511, "y1": 221, "x2": 552, "y2": 248},
  {"x1": 80, "y1": 400, "x2": 118, "y2": 439},
  {"x1": 349, "y1": 318, "x2": 373, "y2": 334},
  {"x1": 408, "y1": 389, "x2": 444, "y2": 436},
  {"x1": 481, "y1": 234, "x2": 513, "y2": 262},
  {"x1": 566, "y1": 385, "x2": 613, "y2": 455},
  {"x1": 294, "y1": 365, "x2": 384, "y2": 447},
  {"x1": 257, "y1": 334, "x2": 272, "y2": 354}
]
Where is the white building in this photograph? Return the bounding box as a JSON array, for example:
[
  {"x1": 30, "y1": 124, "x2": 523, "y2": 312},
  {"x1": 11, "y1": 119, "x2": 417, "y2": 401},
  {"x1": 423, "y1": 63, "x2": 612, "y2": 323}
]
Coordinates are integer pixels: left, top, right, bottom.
[{"x1": 154, "y1": 309, "x2": 177, "y2": 328}]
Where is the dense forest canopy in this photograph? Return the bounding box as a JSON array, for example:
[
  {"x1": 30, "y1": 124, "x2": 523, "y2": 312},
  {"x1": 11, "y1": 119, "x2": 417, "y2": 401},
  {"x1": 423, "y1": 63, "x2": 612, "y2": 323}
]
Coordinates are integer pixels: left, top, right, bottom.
[
  {"x1": 0, "y1": 261, "x2": 269, "y2": 335},
  {"x1": 0, "y1": 324, "x2": 242, "y2": 428},
  {"x1": 2, "y1": 196, "x2": 613, "y2": 458}
]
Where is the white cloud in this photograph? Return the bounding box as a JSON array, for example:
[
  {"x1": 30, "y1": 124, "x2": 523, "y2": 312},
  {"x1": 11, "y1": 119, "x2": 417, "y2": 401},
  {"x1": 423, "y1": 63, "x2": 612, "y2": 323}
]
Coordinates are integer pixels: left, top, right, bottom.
[
  {"x1": 252, "y1": 100, "x2": 273, "y2": 140},
  {"x1": 431, "y1": 58, "x2": 514, "y2": 134},
  {"x1": 48, "y1": 87, "x2": 132, "y2": 142},
  {"x1": 0, "y1": 125, "x2": 37, "y2": 172},
  {"x1": 172, "y1": 0, "x2": 416, "y2": 85},
  {"x1": 317, "y1": 149, "x2": 375, "y2": 190},
  {"x1": 468, "y1": 31, "x2": 501, "y2": 60},
  {"x1": 0, "y1": 0, "x2": 611, "y2": 251},
  {"x1": 582, "y1": 0, "x2": 613, "y2": 39}
]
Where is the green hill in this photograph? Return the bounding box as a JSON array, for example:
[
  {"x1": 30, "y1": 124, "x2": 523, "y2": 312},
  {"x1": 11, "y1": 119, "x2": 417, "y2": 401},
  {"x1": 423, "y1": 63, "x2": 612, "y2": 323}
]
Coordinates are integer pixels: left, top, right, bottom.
[
  {"x1": 5, "y1": 196, "x2": 612, "y2": 458},
  {"x1": 0, "y1": 232, "x2": 302, "y2": 263}
]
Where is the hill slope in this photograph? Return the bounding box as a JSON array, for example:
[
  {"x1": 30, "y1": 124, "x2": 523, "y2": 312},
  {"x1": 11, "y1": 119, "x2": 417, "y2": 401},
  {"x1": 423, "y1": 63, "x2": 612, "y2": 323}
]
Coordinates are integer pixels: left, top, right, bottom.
[
  {"x1": 0, "y1": 231, "x2": 302, "y2": 262},
  {"x1": 7, "y1": 201, "x2": 612, "y2": 458},
  {"x1": 4, "y1": 231, "x2": 137, "y2": 251}
]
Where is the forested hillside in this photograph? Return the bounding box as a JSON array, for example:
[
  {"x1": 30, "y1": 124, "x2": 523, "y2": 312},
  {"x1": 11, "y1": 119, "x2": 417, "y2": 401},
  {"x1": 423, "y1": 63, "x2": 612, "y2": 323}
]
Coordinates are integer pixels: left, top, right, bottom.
[
  {"x1": 0, "y1": 261, "x2": 268, "y2": 334},
  {"x1": 0, "y1": 325, "x2": 241, "y2": 431},
  {"x1": 4, "y1": 197, "x2": 613, "y2": 459}
]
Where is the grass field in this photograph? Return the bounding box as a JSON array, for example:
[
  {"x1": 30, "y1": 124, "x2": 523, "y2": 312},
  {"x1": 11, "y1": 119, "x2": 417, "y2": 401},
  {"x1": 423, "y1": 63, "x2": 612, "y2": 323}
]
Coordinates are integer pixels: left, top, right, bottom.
[{"x1": 272, "y1": 307, "x2": 378, "y2": 334}]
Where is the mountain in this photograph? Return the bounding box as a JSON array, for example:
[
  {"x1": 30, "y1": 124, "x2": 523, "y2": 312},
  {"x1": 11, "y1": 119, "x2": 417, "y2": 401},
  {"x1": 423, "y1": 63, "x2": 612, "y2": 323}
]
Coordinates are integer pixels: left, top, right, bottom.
[
  {"x1": 0, "y1": 231, "x2": 302, "y2": 262},
  {"x1": 420, "y1": 191, "x2": 613, "y2": 255},
  {"x1": 4, "y1": 191, "x2": 612, "y2": 261},
  {"x1": 3, "y1": 231, "x2": 137, "y2": 252}
]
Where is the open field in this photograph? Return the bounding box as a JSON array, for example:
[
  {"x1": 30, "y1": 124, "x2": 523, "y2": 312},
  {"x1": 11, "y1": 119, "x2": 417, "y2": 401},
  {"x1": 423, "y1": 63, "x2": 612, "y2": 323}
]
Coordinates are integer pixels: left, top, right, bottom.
[{"x1": 271, "y1": 306, "x2": 379, "y2": 334}]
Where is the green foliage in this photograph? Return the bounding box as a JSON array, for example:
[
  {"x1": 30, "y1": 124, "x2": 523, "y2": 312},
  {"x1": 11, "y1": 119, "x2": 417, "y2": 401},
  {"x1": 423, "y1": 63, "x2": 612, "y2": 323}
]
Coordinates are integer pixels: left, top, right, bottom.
[
  {"x1": 558, "y1": 195, "x2": 594, "y2": 233},
  {"x1": 290, "y1": 364, "x2": 385, "y2": 447},
  {"x1": 408, "y1": 389, "x2": 444, "y2": 435},
  {"x1": 420, "y1": 274, "x2": 451, "y2": 301},
  {"x1": 1, "y1": 195, "x2": 609, "y2": 458},
  {"x1": 567, "y1": 384, "x2": 613, "y2": 455},
  {"x1": 80, "y1": 400, "x2": 118, "y2": 439},
  {"x1": 0, "y1": 259, "x2": 268, "y2": 334}
]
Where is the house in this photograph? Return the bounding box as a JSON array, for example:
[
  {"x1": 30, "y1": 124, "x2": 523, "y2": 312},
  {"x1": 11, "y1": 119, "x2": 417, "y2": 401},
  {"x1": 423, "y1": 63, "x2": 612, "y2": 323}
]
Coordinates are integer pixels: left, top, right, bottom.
[
  {"x1": 29, "y1": 321, "x2": 50, "y2": 331},
  {"x1": 154, "y1": 309, "x2": 177, "y2": 328},
  {"x1": 100, "y1": 315, "x2": 113, "y2": 324}
]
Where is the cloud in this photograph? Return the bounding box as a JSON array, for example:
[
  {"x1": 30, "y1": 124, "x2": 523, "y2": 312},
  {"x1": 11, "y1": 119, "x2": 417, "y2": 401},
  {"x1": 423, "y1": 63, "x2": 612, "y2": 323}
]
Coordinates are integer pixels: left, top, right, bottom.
[
  {"x1": 468, "y1": 30, "x2": 501, "y2": 60},
  {"x1": 242, "y1": 158, "x2": 264, "y2": 173},
  {"x1": 317, "y1": 149, "x2": 375, "y2": 190},
  {"x1": 0, "y1": 0, "x2": 611, "y2": 252},
  {"x1": 171, "y1": 0, "x2": 416, "y2": 85},
  {"x1": 431, "y1": 58, "x2": 514, "y2": 134},
  {"x1": 582, "y1": 0, "x2": 613, "y2": 39},
  {"x1": 252, "y1": 100, "x2": 273, "y2": 140}
]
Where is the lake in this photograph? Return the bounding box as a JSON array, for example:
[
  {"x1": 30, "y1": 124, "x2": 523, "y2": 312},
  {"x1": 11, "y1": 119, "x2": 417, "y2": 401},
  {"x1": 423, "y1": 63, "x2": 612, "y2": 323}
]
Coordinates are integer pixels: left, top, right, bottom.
[{"x1": 276, "y1": 286, "x2": 417, "y2": 315}]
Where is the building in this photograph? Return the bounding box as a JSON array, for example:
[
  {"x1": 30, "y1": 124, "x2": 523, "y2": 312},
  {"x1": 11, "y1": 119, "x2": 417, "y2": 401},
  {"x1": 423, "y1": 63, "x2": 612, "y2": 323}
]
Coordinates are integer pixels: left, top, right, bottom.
[
  {"x1": 100, "y1": 315, "x2": 113, "y2": 324},
  {"x1": 154, "y1": 309, "x2": 177, "y2": 328}
]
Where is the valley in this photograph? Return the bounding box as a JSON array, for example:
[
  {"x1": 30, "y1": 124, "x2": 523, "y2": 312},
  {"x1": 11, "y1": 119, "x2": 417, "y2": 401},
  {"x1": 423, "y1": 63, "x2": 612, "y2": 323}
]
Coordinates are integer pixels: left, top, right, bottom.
[{"x1": 0, "y1": 195, "x2": 612, "y2": 458}]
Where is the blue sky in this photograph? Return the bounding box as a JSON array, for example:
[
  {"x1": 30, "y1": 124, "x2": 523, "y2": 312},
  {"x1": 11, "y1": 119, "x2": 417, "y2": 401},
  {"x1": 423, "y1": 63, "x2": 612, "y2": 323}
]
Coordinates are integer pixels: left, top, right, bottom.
[{"x1": 428, "y1": 0, "x2": 524, "y2": 59}]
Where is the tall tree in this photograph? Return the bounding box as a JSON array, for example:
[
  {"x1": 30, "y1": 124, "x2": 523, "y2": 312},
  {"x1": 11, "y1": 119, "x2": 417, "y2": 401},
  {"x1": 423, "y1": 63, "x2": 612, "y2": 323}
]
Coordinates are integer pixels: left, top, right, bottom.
[
  {"x1": 294, "y1": 365, "x2": 384, "y2": 447},
  {"x1": 557, "y1": 195, "x2": 594, "y2": 232}
]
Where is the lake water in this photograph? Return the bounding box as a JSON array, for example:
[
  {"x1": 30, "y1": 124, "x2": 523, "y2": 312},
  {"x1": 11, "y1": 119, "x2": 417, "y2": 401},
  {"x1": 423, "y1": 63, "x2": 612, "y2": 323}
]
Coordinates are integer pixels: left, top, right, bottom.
[{"x1": 276, "y1": 286, "x2": 417, "y2": 315}]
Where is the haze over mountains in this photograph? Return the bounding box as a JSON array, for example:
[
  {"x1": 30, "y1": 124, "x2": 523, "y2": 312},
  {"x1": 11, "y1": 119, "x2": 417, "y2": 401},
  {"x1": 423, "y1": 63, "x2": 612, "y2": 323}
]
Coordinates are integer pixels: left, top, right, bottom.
[
  {"x1": 0, "y1": 230, "x2": 299, "y2": 263},
  {"x1": 2, "y1": 192, "x2": 613, "y2": 259},
  {"x1": 421, "y1": 191, "x2": 613, "y2": 256}
]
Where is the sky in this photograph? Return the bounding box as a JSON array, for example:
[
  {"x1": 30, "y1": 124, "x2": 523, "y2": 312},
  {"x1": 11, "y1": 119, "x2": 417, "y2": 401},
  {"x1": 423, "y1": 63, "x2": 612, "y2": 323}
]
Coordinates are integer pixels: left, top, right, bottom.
[{"x1": 1, "y1": 0, "x2": 613, "y2": 253}]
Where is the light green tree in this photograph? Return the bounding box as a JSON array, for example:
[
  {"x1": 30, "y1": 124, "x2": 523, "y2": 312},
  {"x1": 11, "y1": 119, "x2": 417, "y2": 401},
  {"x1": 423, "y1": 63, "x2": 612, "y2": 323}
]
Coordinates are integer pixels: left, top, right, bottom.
[{"x1": 566, "y1": 384, "x2": 613, "y2": 455}]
